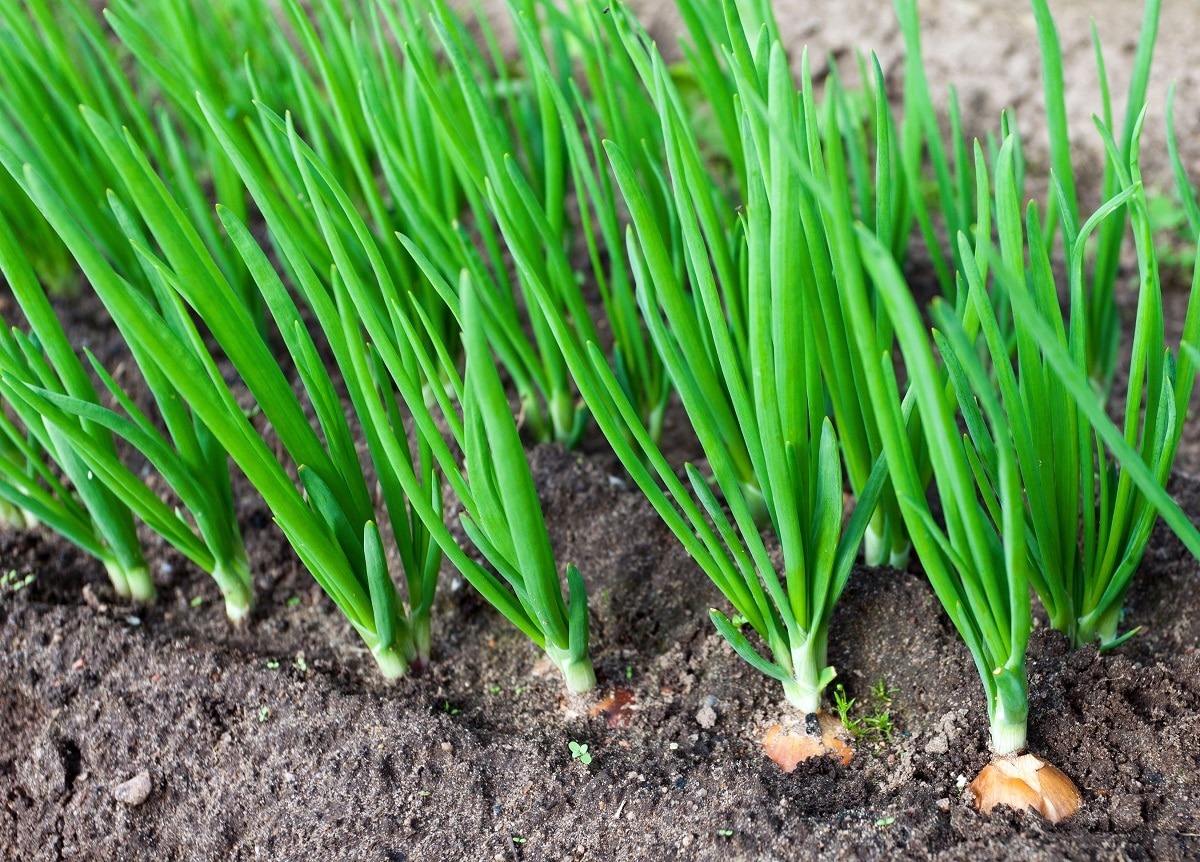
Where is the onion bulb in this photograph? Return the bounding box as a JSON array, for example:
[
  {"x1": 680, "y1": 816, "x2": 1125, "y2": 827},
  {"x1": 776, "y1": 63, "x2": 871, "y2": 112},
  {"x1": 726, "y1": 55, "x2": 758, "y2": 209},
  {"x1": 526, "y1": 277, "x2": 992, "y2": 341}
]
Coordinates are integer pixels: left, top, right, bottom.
[
  {"x1": 763, "y1": 711, "x2": 854, "y2": 771},
  {"x1": 968, "y1": 752, "x2": 1081, "y2": 823}
]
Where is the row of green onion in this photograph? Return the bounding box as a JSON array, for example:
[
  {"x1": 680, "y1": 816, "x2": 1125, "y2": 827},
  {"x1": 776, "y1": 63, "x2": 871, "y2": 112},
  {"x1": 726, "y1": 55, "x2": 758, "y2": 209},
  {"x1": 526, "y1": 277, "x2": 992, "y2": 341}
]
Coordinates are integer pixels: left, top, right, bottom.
[{"x1": 0, "y1": 0, "x2": 1197, "y2": 823}]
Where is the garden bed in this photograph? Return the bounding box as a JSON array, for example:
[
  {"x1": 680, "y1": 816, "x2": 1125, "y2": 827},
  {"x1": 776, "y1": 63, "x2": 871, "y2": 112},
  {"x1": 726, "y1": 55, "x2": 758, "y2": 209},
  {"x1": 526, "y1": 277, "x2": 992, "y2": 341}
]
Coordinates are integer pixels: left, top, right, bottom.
[
  {"x1": 4, "y1": 0, "x2": 1200, "y2": 859},
  {"x1": 0, "y1": 286, "x2": 1198, "y2": 861}
]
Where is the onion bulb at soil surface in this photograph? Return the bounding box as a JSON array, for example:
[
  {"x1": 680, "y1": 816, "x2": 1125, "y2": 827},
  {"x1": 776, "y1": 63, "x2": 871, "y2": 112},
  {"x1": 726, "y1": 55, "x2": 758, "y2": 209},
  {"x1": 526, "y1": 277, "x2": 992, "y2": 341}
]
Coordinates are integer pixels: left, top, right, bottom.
[
  {"x1": 968, "y1": 753, "x2": 1082, "y2": 823},
  {"x1": 763, "y1": 712, "x2": 854, "y2": 771}
]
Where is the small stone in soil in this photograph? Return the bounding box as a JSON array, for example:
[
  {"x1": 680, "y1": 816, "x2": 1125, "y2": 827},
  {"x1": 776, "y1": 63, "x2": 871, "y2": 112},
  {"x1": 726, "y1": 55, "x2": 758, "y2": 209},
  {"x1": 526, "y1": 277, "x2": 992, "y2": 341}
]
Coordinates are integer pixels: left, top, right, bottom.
[
  {"x1": 695, "y1": 704, "x2": 717, "y2": 729},
  {"x1": 113, "y1": 771, "x2": 152, "y2": 806},
  {"x1": 925, "y1": 734, "x2": 949, "y2": 755}
]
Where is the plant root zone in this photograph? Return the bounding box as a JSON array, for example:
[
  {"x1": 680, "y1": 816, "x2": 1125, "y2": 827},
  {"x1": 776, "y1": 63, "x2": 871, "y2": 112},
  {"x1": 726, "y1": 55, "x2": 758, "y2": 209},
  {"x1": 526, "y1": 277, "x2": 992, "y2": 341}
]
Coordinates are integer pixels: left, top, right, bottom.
[
  {"x1": 969, "y1": 752, "x2": 1083, "y2": 823},
  {"x1": 763, "y1": 711, "x2": 854, "y2": 771}
]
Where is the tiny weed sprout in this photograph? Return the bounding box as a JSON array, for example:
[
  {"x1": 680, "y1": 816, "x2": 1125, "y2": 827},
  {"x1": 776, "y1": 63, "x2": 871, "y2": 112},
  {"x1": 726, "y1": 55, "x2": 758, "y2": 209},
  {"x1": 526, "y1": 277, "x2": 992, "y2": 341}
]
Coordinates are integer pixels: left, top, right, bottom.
[
  {"x1": 834, "y1": 681, "x2": 898, "y2": 743},
  {"x1": 1, "y1": 569, "x2": 34, "y2": 592},
  {"x1": 568, "y1": 740, "x2": 591, "y2": 765}
]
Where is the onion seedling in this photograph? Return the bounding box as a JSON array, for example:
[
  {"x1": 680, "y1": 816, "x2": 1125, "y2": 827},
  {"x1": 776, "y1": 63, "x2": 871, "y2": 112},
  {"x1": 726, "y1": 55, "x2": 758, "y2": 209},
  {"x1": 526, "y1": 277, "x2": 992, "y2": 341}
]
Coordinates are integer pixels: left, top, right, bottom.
[
  {"x1": 0, "y1": 207, "x2": 154, "y2": 602},
  {"x1": 0, "y1": 0, "x2": 258, "y2": 312},
  {"x1": 396, "y1": 0, "x2": 591, "y2": 447},
  {"x1": 605, "y1": 4, "x2": 919, "y2": 563},
  {"x1": 6, "y1": 110, "x2": 439, "y2": 677},
  {"x1": 245, "y1": 105, "x2": 596, "y2": 692},
  {"x1": 895, "y1": 0, "x2": 1163, "y2": 392},
  {"x1": 939, "y1": 117, "x2": 1200, "y2": 651},
  {"x1": 853, "y1": 164, "x2": 1082, "y2": 819},
  {"x1": 1030, "y1": 0, "x2": 1162, "y2": 392},
  {"x1": 501, "y1": 25, "x2": 901, "y2": 756},
  {"x1": 0, "y1": 196, "x2": 254, "y2": 621}
]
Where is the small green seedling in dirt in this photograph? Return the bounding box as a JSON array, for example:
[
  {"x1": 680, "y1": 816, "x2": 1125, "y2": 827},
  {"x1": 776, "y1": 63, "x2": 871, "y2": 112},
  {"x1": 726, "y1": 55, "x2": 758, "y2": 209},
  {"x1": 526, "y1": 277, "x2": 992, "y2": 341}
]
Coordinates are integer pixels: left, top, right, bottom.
[
  {"x1": 716, "y1": 829, "x2": 733, "y2": 838},
  {"x1": 875, "y1": 816, "x2": 896, "y2": 827},
  {"x1": 568, "y1": 741, "x2": 592, "y2": 765},
  {"x1": 189, "y1": 596, "x2": 203, "y2": 608},
  {"x1": 294, "y1": 654, "x2": 308, "y2": 673},
  {"x1": 872, "y1": 679, "x2": 900, "y2": 702},
  {"x1": 258, "y1": 705, "x2": 270, "y2": 723},
  {"x1": 266, "y1": 661, "x2": 279, "y2": 670},
  {"x1": 442, "y1": 701, "x2": 461, "y2": 716},
  {"x1": 1, "y1": 569, "x2": 34, "y2": 592},
  {"x1": 286, "y1": 596, "x2": 301, "y2": 608},
  {"x1": 832, "y1": 681, "x2": 898, "y2": 742}
]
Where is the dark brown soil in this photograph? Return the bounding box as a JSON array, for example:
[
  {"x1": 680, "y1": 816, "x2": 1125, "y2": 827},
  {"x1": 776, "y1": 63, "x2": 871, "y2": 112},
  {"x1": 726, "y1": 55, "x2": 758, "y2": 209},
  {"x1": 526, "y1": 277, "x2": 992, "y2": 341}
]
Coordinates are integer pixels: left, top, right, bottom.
[
  {"x1": 6, "y1": 2, "x2": 1200, "y2": 860},
  {"x1": 4, "y1": 438, "x2": 1200, "y2": 861}
]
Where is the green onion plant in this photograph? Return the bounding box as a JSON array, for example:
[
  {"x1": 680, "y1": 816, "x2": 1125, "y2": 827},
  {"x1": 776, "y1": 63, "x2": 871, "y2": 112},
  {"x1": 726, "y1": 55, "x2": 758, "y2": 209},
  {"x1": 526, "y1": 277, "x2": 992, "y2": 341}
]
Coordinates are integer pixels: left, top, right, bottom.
[
  {"x1": 236, "y1": 103, "x2": 596, "y2": 692},
  {"x1": 944, "y1": 116, "x2": 1200, "y2": 649},
  {"x1": 1030, "y1": 0, "x2": 1162, "y2": 392},
  {"x1": 0, "y1": 182, "x2": 255, "y2": 620},
  {"x1": 0, "y1": 0, "x2": 259, "y2": 310},
  {"x1": 610, "y1": 4, "x2": 918, "y2": 563},
  {"x1": 5, "y1": 106, "x2": 440, "y2": 676},
  {"x1": 0, "y1": 209, "x2": 153, "y2": 601},
  {"x1": 501, "y1": 18, "x2": 902, "y2": 713}
]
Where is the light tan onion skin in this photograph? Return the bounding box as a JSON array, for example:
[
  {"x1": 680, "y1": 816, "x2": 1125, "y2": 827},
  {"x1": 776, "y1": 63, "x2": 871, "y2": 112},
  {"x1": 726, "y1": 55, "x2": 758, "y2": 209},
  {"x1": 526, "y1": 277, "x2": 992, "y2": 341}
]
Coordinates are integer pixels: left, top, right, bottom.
[
  {"x1": 968, "y1": 752, "x2": 1082, "y2": 823},
  {"x1": 763, "y1": 711, "x2": 854, "y2": 772}
]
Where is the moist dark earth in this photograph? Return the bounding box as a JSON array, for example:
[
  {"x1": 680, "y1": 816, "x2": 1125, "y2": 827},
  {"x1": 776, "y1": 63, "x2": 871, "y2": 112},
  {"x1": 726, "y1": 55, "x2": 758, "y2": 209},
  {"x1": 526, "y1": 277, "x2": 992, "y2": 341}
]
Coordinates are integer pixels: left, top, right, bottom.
[{"x1": 6, "y1": 1, "x2": 1200, "y2": 860}]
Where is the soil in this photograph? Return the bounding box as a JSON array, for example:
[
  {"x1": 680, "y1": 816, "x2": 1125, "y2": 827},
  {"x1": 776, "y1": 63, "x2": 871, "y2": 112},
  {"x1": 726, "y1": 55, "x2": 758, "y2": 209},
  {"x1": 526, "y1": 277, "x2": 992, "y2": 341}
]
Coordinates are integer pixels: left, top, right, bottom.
[{"x1": 6, "y1": 1, "x2": 1200, "y2": 861}]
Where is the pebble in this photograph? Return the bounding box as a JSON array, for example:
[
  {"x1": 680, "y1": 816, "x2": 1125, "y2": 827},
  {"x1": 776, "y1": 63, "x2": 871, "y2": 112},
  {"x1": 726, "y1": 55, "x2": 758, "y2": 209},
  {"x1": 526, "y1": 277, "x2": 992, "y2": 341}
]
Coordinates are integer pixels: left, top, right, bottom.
[
  {"x1": 695, "y1": 705, "x2": 717, "y2": 729},
  {"x1": 924, "y1": 734, "x2": 949, "y2": 755},
  {"x1": 1109, "y1": 794, "x2": 1144, "y2": 832},
  {"x1": 113, "y1": 771, "x2": 152, "y2": 806},
  {"x1": 935, "y1": 798, "x2": 951, "y2": 812},
  {"x1": 440, "y1": 742, "x2": 454, "y2": 753}
]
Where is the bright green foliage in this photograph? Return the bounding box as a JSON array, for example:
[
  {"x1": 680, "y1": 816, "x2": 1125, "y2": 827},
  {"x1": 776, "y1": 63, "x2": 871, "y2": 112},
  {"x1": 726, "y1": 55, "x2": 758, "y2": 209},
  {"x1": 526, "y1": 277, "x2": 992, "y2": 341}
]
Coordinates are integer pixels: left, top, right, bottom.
[
  {"x1": 506, "y1": 12, "x2": 898, "y2": 711},
  {"x1": 854, "y1": 201, "x2": 1034, "y2": 754},
  {"x1": 893, "y1": 0, "x2": 1009, "y2": 303},
  {"x1": 247, "y1": 103, "x2": 595, "y2": 692},
  {"x1": 0, "y1": 0, "x2": 259, "y2": 308},
  {"x1": 0, "y1": 209, "x2": 153, "y2": 602},
  {"x1": 899, "y1": 0, "x2": 1163, "y2": 391},
  {"x1": 852, "y1": 123, "x2": 1200, "y2": 754},
  {"x1": 1030, "y1": 0, "x2": 1162, "y2": 392},
  {"x1": 943, "y1": 119, "x2": 1200, "y2": 650},
  {"x1": 5, "y1": 109, "x2": 438, "y2": 676},
  {"x1": 0, "y1": 0, "x2": 151, "y2": 291},
  {"x1": 399, "y1": 0, "x2": 673, "y2": 447},
  {"x1": 636, "y1": 1, "x2": 919, "y2": 564},
  {"x1": 0, "y1": 189, "x2": 254, "y2": 620}
]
